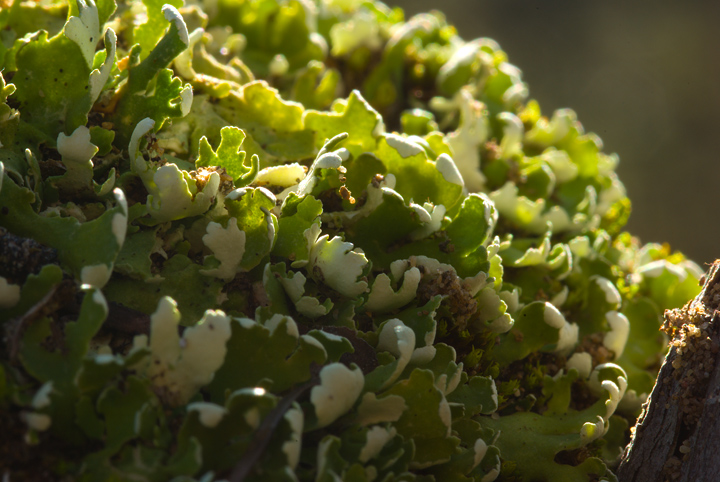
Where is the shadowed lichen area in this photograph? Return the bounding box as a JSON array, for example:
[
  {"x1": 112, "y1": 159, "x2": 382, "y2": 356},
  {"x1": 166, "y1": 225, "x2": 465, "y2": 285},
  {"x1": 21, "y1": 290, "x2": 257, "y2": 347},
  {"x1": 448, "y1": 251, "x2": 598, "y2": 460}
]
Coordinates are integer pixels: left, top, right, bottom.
[{"x1": 0, "y1": 0, "x2": 704, "y2": 481}]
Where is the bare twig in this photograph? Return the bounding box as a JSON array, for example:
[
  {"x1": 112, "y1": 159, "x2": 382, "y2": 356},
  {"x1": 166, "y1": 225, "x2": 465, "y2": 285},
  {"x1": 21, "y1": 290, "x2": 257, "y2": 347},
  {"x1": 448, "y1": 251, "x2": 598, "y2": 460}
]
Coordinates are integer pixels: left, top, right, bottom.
[
  {"x1": 6, "y1": 279, "x2": 75, "y2": 364},
  {"x1": 228, "y1": 378, "x2": 318, "y2": 482}
]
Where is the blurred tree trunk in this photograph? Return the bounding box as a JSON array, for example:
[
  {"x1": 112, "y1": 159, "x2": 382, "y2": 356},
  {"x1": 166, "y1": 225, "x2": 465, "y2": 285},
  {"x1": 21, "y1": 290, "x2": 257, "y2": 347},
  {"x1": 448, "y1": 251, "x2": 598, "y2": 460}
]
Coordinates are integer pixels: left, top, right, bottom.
[{"x1": 617, "y1": 260, "x2": 720, "y2": 482}]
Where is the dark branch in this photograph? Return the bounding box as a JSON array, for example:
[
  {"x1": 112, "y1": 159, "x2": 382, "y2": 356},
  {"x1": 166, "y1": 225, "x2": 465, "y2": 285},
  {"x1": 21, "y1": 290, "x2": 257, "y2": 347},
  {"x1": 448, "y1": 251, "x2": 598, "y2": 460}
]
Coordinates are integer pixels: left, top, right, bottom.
[
  {"x1": 228, "y1": 378, "x2": 318, "y2": 482},
  {"x1": 6, "y1": 279, "x2": 75, "y2": 364},
  {"x1": 617, "y1": 260, "x2": 720, "y2": 481}
]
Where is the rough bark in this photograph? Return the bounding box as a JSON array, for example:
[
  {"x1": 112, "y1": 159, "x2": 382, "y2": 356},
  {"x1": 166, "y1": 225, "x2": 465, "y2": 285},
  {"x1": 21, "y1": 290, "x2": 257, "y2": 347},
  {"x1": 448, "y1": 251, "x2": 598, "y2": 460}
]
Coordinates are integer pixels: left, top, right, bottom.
[{"x1": 617, "y1": 260, "x2": 720, "y2": 482}]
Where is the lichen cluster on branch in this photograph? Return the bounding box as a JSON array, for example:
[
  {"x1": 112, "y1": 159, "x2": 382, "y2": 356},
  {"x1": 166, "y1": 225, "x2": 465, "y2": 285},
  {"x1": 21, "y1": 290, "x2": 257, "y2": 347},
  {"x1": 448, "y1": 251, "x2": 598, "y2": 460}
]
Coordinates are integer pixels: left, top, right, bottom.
[{"x1": 0, "y1": 0, "x2": 703, "y2": 481}]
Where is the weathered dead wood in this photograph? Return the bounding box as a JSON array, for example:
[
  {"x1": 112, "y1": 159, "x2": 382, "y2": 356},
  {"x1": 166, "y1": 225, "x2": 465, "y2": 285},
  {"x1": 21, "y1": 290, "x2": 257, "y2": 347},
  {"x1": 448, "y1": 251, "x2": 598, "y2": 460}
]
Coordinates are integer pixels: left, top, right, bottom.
[{"x1": 617, "y1": 260, "x2": 720, "y2": 482}]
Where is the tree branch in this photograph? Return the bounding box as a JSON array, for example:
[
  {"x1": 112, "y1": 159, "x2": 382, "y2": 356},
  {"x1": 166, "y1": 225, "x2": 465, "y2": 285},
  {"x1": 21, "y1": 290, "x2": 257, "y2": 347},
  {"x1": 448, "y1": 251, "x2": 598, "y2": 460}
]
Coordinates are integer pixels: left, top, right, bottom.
[{"x1": 617, "y1": 260, "x2": 720, "y2": 481}]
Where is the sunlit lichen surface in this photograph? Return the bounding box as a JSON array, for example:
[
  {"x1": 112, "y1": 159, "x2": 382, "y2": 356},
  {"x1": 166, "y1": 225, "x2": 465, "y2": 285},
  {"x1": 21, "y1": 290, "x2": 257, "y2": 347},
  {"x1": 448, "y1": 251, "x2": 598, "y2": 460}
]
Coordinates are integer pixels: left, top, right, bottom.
[{"x1": 0, "y1": 1, "x2": 704, "y2": 480}]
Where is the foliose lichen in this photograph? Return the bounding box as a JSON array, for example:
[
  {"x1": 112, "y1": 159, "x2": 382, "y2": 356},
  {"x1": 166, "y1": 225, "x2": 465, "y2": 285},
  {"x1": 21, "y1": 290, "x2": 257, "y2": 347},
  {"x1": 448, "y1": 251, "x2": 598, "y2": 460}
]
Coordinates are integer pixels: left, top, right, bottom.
[{"x1": 0, "y1": 0, "x2": 703, "y2": 480}]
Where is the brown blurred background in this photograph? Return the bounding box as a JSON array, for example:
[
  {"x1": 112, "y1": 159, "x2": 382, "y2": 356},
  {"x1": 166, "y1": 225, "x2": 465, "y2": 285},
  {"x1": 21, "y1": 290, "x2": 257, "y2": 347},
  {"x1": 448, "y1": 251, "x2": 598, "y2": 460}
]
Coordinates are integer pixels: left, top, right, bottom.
[{"x1": 389, "y1": 0, "x2": 720, "y2": 268}]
